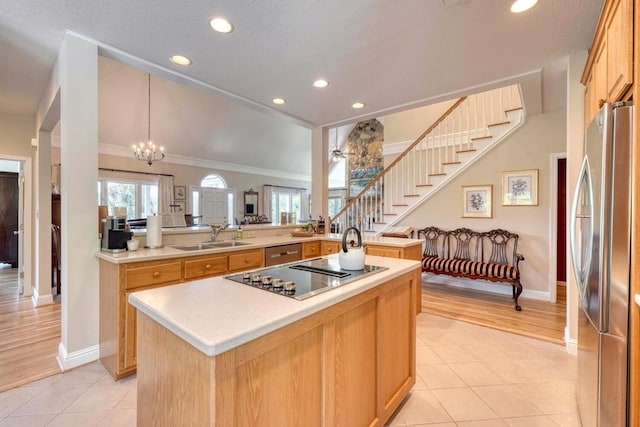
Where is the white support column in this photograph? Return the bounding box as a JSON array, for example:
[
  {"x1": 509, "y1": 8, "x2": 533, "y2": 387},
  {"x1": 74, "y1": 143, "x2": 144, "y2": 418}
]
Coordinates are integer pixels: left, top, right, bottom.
[
  {"x1": 565, "y1": 50, "x2": 587, "y2": 355},
  {"x1": 310, "y1": 126, "x2": 329, "y2": 220},
  {"x1": 57, "y1": 34, "x2": 100, "y2": 370},
  {"x1": 33, "y1": 131, "x2": 54, "y2": 306}
]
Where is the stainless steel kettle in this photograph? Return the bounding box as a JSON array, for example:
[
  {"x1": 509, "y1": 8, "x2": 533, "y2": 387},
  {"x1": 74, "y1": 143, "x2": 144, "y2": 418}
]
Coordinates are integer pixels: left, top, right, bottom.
[{"x1": 339, "y1": 227, "x2": 366, "y2": 270}]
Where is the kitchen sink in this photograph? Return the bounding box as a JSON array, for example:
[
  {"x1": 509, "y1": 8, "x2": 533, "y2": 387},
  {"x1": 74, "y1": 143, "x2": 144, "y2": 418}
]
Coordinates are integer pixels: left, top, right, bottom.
[{"x1": 171, "y1": 241, "x2": 250, "y2": 251}]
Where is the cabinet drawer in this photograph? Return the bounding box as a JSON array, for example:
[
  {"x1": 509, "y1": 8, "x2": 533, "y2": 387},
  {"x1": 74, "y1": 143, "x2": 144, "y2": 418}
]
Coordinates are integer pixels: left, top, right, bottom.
[
  {"x1": 184, "y1": 256, "x2": 228, "y2": 279},
  {"x1": 125, "y1": 261, "x2": 183, "y2": 290},
  {"x1": 366, "y1": 246, "x2": 401, "y2": 258},
  {"x1": 228, "y1": 249, "x2": 264, "y2": 272},
  {"x1": 303, "y1": 241, "x2": 321, "y2": 258},
  {"x1": 321, "y1": 240, "x2": 341, "y2": 255}
]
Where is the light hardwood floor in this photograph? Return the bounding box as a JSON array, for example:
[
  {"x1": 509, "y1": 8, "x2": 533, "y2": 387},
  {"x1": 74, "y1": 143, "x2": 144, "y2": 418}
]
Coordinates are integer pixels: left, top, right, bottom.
[
  {"x1": 422, "y1": 281, "x2": 567, "y2": 345},
  {"x1": 0, "y1": 266, "x2": 61, "y2": 393}
]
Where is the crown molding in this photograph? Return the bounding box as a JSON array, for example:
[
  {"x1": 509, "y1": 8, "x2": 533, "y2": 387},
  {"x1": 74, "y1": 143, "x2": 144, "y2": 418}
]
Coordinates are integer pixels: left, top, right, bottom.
[{"x1": 98, "y1": 143, "x2": 310, "y2": 182}]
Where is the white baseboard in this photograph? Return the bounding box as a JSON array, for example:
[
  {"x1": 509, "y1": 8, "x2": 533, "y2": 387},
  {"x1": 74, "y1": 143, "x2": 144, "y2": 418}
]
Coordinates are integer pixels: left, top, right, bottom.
[
  {"x1": 57, "y1": 343, "x2": 100, "y2": 372},
  {"x1": 423, "y1": 273, "x2": 550, "y2": 301},
  {"x1": 31, "y1": 288, "x2": 54, "y2": 307},
  {"x1": 565, "y1": 326, "x2": 578, "y2": 355}
]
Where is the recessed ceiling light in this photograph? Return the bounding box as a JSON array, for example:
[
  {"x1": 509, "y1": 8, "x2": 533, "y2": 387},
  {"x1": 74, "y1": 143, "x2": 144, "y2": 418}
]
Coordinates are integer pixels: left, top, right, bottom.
[
  {"x1": 313, "y1": 79, "x2": 329, "y2": 88},
  {"x1": 170, "y1": 55, "x2": 192, "y2": 66},
  {"x1": 210, "y1": 17, "x2": 234, "y2": 33},
  {"x1": 352, "y1": 102, "x2": 365, "y2": 109},
  {"x1": 272, "y1": 98, "x2": 286, "y2": 105},
  {"x1": 510, "y1": 0, "x2": 539, "y2": 13}
]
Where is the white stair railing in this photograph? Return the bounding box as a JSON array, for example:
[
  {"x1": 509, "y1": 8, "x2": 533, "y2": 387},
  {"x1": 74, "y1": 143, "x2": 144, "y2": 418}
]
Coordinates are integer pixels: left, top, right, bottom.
[{"x1": 330, "y1": 85, "x2": 522, "y2": 233}]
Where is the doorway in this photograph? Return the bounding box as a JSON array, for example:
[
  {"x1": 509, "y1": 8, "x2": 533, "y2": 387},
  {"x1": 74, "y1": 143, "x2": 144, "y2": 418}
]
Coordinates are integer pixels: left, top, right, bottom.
[
  {"x1": 549, "y1": 153, "x2": 567, "y2": 304},
  {"x1": 556, "y1": 158, "x2": 567, "y2": 302},
  {"x1": 0, "y1": 158, "x2": 27, "y2": 294}
]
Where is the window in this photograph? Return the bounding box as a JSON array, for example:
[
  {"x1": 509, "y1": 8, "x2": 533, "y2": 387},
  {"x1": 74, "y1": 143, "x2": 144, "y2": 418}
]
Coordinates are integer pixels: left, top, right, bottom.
[
  {"x1": 98, "y1": 179, "x2": 158, "y2": 219},
  {"x1": 271, "y1": 187, "x2": 307, "y2": 224},
  {"x1": 201, "y1": 174, "x2": 227, "y2": 189}
]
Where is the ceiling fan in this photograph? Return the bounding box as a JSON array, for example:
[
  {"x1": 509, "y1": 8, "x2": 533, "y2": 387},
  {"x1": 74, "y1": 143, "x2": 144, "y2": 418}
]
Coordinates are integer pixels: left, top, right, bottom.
[{"x1": 331, "y1": 129, "x2": 354, "y2": 162}]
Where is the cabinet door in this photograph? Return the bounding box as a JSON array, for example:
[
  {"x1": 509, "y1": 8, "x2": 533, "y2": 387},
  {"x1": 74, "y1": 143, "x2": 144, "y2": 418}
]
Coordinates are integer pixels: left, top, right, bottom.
[
  {"x1": 584, "y1": 77, "x2": 595, "y2": 127},
  {"x1": 321, "y1": 240, "x2": 341, "y2": 255},
  {"x1": 606, "y1": 0, "x2": 632, "y2": 101},
  {"x1": 593, "y1": 39, "x2": 608, "y2": 108},
  {"x1": 184, "y1": 255, "x2": 228, "y2": 279},
  {"x1": 124, "y1": 284, "x2": 165, "y2": 372},
  {"x1": 303, "y1": 241, "x2": 321, "y2": 258},
  {"x1": 379, "y1": 274, "x2": 415, "y2": 413},
  {"x1": 228, "y1": 249, "x2": 264, "y2": 272},
  {"x1": 366, "y1": 245, "x2": 402, "y2": 258},
  {"x1": 125, "y1": 261, "x2": 182, "y2": 290}
]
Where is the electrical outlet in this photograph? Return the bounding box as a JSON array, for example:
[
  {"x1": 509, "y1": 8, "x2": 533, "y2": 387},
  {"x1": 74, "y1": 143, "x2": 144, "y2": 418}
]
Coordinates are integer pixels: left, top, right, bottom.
[{"x1": 245, "y1": 231, "x2": 256, "y2": 238}]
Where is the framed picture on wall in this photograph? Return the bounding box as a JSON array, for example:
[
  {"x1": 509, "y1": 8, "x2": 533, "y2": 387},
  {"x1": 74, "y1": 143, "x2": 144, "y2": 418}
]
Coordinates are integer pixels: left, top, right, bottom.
[
  {"x1": 174, "y1": 201, "x2": 186, "y2": 213},
  {"x1": 174, "y1": 185, "x2": 186, "y2": 201},
  {"x1": 502, "y1": 169, "x2": 538, "y2": 206},
  {"x1": 462, "y1": 185, "x2": 492, "y2": 218}
]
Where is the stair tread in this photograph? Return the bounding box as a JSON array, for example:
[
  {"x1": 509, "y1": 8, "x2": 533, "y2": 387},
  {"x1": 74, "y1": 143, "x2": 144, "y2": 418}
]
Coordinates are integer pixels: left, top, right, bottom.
[
  {"x1": 488, "y1": 121, "x2": 510, "y2": 127},
  {"x1": 429, "y1": 173, "x2": 446, "y2": 176},
  {"x1": 471, "y1": 136, "x2": 492, "y2": 141},
  {"x1": 504, "y1": 107, "x2": 524, "y2": 113},
  {"x1": 456, "y1": 149, "x2": 476, "y2": 153},
  {"x1": 392, "y1": 204, "x2": 408, "y2": 206},
  {"x1": 416, "y1": 184, "x2": 433, "y2": 187},
  {"x1": 404, "y1": 194, "x2": 420, "y2": 197},
  {"x1": 383, "y1": 213, "x2": 397, "y2": 216},
  {"x1": 442, "y1": 161, "x2": 461, "y2": 165},
  {"x1": 373, "y1": 222, "x2": 386, "y2": 224}
]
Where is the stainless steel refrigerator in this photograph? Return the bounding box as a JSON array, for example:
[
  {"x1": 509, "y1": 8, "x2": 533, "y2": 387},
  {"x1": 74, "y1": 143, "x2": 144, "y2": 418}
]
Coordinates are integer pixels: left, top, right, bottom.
[{"x1": 570, "y1": 101, "x2": 632, "y2": 427}]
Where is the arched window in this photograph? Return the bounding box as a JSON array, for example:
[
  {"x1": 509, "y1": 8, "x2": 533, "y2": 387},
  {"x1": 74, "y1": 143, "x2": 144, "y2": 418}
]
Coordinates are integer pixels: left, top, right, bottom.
[{"x1": 201, "y1": 174, "x2": 227, "y2": 188}]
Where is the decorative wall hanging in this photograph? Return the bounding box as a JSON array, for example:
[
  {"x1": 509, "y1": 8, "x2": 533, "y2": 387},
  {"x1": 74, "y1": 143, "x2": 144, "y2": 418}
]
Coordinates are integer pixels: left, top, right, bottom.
[
  {"x1": 502, "y1": 169, "x2": 538, "y2": 206},
  {"x1": 173, "y1": 185, "x2": 186, "y2": 201},
  {"x1": 462, "y1": 185, "x2": 492, "y2": 218}
]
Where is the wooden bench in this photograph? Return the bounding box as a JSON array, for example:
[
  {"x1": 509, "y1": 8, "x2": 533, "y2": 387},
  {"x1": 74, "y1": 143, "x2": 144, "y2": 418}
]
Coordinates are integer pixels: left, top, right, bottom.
[{"x1": 418, "y1": 226, "x2": 525, "y2": 311}]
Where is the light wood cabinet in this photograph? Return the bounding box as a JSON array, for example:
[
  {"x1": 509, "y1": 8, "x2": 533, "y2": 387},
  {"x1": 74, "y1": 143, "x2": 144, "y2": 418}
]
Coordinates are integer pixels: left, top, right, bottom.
[
  {"x1": 100, "y1": 247, "x2": 265, "y2": 379},
  {"x1": 184, "y1": 255, "x2": 227, "y2": 280},
  {"x1": 582, "y1": 0, "x2": 632, "y2": 123},
  {"x1": 228, "y1": 249, "x2": 264, "y2": 272},
  {"x1": 366, "y1": 245, "x2": 402, "y2": 258},
  {"x1": 605, "y1": 0, "x2": 632, "y2": 101},
  {"x1": 136, "y1": 268, "x2": 419, "y2": 426},
  {"x1": 125, "y1": 261, "x2": 183, "y2": 290},
  {"x1": 320, "y1": 240, "x2": 341, "y2": 255},
  {"x1": 302, "y1": 241, "x2": 321, "y2": 258}
]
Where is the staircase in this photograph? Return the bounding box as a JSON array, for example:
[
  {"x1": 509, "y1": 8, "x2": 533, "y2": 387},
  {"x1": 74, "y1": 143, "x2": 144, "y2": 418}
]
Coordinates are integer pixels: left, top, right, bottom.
[{"x1": 330, "y1": 84, "x2": 525, "y2": 235}]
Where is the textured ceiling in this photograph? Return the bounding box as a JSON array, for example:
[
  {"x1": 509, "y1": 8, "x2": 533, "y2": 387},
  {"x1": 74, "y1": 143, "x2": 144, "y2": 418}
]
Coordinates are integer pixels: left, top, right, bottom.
[{"x1": 0, "y1": 0, "x2": 603, "y2": 126}]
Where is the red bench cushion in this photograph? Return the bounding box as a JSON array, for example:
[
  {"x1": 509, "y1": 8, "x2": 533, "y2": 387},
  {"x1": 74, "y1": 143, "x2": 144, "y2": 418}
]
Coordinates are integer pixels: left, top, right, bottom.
[{"x1": 422, "y1": 257, "x2": 519, "y2": 280}]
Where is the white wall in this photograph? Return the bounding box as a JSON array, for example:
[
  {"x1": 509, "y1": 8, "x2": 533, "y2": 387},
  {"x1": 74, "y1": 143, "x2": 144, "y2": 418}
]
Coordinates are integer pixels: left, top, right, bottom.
[
  {"x1": 401, "y1": 110, "x2": 566, "y2": 299},
  {"x1": 384, "y1": 99, "x2": 457, "y2": 144}
]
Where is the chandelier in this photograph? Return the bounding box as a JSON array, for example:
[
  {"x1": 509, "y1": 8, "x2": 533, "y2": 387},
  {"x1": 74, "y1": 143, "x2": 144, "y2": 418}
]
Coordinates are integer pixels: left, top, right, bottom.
[{"x1": 132, "y1": 73, "x2": 165, "y2": 165}]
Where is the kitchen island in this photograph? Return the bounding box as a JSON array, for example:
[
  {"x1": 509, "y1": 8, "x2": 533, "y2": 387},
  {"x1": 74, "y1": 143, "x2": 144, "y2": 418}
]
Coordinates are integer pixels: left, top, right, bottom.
[
  {"x1": 98, "y1": 233, "x2": 422, "y2": 379},
  {"x1": 129, "y1": 254, "x2": 420, "y2": 427}
]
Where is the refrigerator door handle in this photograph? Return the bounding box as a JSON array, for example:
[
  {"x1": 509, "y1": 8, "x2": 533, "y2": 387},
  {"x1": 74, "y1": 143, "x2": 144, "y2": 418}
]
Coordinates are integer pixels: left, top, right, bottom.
[{"x1": 570, "y1": 156, "x2": 594, "y2": 301}]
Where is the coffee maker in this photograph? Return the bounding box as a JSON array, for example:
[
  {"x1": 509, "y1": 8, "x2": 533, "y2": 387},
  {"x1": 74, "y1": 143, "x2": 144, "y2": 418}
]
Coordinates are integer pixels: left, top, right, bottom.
[{"x1": 101, "y1": 216, "x2": 132, "y2": 253}]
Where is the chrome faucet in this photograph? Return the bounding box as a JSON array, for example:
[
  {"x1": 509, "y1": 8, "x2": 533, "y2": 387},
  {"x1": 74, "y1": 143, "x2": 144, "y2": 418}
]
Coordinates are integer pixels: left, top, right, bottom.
[{"x1": 210, "y1": 223, "x2": 229, "y2": 241}]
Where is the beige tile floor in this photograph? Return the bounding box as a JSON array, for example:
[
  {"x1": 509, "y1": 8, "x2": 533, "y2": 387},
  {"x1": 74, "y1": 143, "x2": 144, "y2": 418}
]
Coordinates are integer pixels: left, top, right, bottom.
[{"x1": 0, "y1": 313, "x2": 580, "y2": 426}]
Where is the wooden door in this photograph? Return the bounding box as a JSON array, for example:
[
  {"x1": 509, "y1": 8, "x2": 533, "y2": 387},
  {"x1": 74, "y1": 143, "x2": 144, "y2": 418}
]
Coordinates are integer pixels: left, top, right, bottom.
[{"x1": 0, "y1": 172, "x2": 19, "y2": 267}]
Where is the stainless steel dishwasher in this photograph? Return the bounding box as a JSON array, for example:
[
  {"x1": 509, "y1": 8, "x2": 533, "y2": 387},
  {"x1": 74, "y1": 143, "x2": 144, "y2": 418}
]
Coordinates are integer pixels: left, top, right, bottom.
[{"x1": 264, "y1": 243, "x2": 303, "y2": 266}]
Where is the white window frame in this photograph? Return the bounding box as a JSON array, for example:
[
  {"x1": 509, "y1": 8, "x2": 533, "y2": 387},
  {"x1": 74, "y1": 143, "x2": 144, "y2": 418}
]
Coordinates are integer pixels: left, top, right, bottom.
[{"x1": 97, "y1": 178, "x2": 158, "y2": 219}]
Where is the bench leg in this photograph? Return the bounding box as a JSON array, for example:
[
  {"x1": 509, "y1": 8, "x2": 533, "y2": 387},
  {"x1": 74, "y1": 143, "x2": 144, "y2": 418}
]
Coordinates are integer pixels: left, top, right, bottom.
[{"x1": 513, "y1": 280, "x2": 523, "y2": 311}]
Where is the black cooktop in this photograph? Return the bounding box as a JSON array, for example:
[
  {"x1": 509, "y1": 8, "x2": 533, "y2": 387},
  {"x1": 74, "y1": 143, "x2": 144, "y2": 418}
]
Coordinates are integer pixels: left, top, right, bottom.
[{"x1": 224, "y1": 258, "x2": 387, "y2": 300}]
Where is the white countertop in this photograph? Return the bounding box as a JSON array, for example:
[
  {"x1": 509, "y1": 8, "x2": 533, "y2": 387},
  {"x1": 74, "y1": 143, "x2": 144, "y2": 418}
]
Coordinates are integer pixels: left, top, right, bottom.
[
  {"x1": 128, "y1": 254, "x2": 420, "y2": 357},
  {"x1": 97, "y1": 233, "x2": 422, "y2": 264}
]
